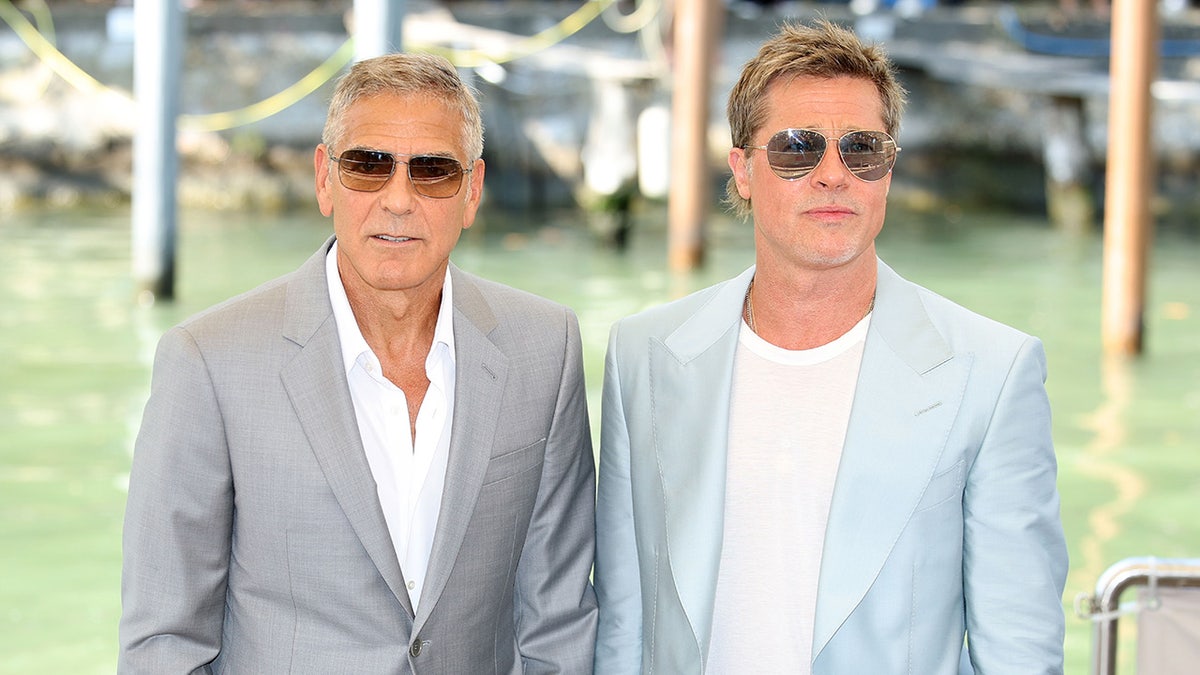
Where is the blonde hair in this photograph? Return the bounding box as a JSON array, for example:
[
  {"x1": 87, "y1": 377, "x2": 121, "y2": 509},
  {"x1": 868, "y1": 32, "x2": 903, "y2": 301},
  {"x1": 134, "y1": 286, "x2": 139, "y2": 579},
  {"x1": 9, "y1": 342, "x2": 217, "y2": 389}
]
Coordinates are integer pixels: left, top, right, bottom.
[
  {"x1": 322, "y1": 52, "x2": 484, "y2": 162},
  {"x1": 725, "y1": 19, "x2": 907, "y2": 219}
]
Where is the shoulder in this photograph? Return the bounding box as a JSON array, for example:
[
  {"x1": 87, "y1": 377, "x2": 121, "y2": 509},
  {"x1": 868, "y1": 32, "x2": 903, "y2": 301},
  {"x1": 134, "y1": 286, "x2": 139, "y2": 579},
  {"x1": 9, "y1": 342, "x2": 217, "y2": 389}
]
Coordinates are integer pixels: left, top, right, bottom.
[
  {"x1": 455, "y1": 268, "x2": 569, "y2": 317},
  {"x1": 612, "y1": 273, "x2": 747, "y2": 344},
  {"x1": 915, "y1": 283, "x2": 1034, "y2": 350},
  {"x1": 172, "y1": 242, "x2": 330, "y2": 349},
  {"x1": 884, "y1": 260, "x2": 1034, "y2": 344},
  {"x1": 451, "y1": 267, "x2": 579, "y2": 345},
  {"x1": 879, "y1": 261, "x2": 1042, "y2": 375},
  {"x1": 172, "y1": 274, "x2": 291, "y2": 344}
]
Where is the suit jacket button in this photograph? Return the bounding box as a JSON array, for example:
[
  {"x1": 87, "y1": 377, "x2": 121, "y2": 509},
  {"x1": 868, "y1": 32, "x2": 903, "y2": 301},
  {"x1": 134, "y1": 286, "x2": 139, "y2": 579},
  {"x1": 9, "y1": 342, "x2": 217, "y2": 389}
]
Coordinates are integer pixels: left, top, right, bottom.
[{"x1": 410, "y1": 638, "x2": 422, "y2": 658}]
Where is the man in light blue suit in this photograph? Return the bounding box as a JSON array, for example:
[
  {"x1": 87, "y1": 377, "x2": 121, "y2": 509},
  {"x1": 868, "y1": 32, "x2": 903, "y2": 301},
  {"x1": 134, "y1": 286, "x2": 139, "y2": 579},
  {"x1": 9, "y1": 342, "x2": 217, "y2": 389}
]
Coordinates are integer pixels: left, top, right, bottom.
[{"x1": 594, "y1": 20, "x2": 1068, "y2": 674}]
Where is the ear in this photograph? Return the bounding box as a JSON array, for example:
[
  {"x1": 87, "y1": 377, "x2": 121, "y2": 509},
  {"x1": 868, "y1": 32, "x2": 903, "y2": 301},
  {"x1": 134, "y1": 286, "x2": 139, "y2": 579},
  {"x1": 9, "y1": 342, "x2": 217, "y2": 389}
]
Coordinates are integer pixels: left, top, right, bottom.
[
  {"x1": 728, "y1": 147, "x2": 752, "y2": 200},
  {"x1": 314, "y1": 144, "x2": 334, "y2": 217},
  {"x1": 461, "y1": 158, "x2": 486, "y2": 230}
]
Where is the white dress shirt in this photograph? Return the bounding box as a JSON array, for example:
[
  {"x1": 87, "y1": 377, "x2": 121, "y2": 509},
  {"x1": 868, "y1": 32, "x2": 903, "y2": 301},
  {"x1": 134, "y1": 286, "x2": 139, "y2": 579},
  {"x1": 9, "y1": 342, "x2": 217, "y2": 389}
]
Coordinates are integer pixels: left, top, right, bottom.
[{"x1": 325, "y1": 243, "x2": 456, "y2": 610}]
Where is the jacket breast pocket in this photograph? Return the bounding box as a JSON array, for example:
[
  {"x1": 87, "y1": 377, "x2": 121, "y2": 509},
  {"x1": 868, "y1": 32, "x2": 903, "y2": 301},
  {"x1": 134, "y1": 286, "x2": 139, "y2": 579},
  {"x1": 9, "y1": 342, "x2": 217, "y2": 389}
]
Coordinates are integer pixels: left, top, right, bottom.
[
  {"x1": 914, "y1": 459, "x2": 965, "y2": 513},
  {"x1": 480, "y1": 438, "x2": 546, "y2": 487}
]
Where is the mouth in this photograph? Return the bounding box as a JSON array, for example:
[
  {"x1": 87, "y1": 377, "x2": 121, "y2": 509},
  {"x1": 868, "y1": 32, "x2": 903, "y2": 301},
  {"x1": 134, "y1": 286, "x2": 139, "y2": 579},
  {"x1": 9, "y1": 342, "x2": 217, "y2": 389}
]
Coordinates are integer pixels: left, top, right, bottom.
[
  {"x1": 374, "y1": 234, "x2": 414, "y2": 243},
  {"x1": 806, "y1": 205, "x2": 855, "y2": 219},
  {"x1": 808, "y1": 204, "x2": 854, "y2": 214}
]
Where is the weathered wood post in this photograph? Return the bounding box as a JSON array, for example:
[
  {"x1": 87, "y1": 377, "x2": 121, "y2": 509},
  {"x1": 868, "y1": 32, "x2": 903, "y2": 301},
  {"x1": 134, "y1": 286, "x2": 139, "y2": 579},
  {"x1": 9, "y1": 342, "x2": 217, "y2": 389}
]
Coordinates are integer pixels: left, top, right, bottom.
[
  {"x1": 667, "y1": 0, "x2": 719, "y2": 272},
  {"x1": 1101, "y1": 0, "x2": 1158, "y2": 355},
  {"x1": 131, "y1": 0, "x2": 183, "y2": 303}
]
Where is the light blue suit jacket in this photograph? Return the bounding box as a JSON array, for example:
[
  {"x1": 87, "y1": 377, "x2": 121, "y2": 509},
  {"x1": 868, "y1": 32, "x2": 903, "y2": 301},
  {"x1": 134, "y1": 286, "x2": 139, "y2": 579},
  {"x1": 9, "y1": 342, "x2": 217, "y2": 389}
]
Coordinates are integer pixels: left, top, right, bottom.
[{"x1": 594, "y1": 259, "x2": 1068, "y2": 674}]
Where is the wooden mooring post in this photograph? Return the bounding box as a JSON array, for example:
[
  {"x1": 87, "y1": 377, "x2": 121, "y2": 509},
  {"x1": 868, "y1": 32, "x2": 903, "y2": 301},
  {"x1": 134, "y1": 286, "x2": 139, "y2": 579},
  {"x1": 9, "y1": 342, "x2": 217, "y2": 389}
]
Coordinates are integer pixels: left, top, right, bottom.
[
  {"x1": 1101, "y1": 0, "x2": 1158, "y2": 356},
  {"x1": 667, "y1": 0, "x2": 719, "y2": 272}
]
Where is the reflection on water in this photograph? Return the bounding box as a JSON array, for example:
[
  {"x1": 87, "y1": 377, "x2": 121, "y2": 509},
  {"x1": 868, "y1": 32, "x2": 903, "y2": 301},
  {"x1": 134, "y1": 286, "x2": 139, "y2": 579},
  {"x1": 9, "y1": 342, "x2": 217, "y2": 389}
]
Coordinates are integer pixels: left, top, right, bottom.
[
  {"x1": 1075, "y1": 358, "x2": 1144, "y2": 584},
  {"x1": 2, "y1": 204, "x2": 1199, "y2": 674}
]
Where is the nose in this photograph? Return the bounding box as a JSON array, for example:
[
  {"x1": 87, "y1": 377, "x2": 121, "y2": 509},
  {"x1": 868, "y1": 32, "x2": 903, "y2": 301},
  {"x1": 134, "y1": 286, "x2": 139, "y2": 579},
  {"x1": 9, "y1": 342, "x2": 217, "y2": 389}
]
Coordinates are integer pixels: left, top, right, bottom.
[
  {"x1": 376, "y1": 166, "x2": 419, "y2": 213},
  {"x1": 808, "y1": 142, "x2": 850, "y2": 189}
]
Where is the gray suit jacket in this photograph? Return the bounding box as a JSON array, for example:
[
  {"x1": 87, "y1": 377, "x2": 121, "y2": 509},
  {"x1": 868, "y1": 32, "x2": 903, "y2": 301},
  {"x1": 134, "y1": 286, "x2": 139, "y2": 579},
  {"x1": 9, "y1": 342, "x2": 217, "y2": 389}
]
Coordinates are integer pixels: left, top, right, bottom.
[
  {"x1": 594, "y1": 259, "x2": 1068, "y2": 674},
  {"x1": 120, "y1": 237, "x2": 598, "y2": 674}
]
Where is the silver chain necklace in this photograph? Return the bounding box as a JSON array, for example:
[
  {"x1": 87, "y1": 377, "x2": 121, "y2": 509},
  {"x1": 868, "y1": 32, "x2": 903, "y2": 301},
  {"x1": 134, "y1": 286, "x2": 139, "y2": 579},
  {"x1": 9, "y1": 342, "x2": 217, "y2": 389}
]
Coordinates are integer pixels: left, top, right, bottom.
[{"x1": 743, "y1": 277, "x2": 875, "y2": 334}]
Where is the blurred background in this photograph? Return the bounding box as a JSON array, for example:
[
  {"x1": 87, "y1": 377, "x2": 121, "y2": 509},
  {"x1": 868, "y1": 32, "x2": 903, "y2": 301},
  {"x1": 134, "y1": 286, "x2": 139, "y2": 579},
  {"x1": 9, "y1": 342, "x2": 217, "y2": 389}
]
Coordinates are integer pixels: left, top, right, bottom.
[{"x1": 3, "y1": 0, "x2": 1200, "y2": 672}]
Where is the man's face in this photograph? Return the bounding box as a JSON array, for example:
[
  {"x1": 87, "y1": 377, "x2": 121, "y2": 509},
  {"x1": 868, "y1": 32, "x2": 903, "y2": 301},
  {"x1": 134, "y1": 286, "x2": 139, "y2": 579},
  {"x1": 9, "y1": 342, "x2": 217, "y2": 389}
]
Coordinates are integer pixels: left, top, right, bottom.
[
  {"x1": 314, "y1": 92, "x2": 485, "y2": 300},
  {"x1": 728, "y1": 75, "x2": 891, "y2": 275}
]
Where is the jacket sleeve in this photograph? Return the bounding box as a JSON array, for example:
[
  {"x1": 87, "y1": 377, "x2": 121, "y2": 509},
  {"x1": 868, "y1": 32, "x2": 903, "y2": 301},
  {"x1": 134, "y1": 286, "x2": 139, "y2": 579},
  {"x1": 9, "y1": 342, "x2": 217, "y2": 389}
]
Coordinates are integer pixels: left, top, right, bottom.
[
  {"x1": 594, "y1": 320, "x2": 645, "y2": 673},
  {"x1": 962, "y1": 336, "x2": 1069, "y2": 674},
  {"x1": 118, "y1": 326, "x2": 230, "y2": 674},
  {"x1": 515, "y1": 308, "x2": 600, "y2": 674}
]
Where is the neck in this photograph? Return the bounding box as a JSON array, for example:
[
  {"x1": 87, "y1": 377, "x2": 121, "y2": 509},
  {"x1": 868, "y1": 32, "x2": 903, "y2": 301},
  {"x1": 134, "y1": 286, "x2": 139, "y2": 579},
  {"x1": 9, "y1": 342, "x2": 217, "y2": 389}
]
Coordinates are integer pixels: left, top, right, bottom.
[
  {"x1": 743, "y1": 261, "x2": 877, "y2": 350},
  {"x1": 343, "y1": 278, "x2": 443, "y2": 361}
]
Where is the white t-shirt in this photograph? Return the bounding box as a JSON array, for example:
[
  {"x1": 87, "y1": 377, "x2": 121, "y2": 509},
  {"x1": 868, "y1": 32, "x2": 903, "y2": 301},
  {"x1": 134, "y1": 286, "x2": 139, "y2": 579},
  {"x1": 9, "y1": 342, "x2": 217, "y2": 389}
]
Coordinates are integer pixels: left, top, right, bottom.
[{"x1": 706, "y1": 313, "x2": 869, "y2": 673}]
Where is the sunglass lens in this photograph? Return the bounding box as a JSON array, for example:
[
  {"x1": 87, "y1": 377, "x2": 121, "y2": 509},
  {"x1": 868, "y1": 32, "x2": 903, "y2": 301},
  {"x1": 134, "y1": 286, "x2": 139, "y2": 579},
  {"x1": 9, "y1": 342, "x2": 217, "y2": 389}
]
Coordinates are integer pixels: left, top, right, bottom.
[
  {"x1": 338, "y1": 149, "x2": 395, "y2": 191},
  {"x1": 838, "y1": 131, "x2": 896, "y2": 182},
  {"x1": 765, "y1": 129, "x2": 826, "y2": 180},
  {"x1": 407, "y1": 156, "x2": 465, "y2": 198}
]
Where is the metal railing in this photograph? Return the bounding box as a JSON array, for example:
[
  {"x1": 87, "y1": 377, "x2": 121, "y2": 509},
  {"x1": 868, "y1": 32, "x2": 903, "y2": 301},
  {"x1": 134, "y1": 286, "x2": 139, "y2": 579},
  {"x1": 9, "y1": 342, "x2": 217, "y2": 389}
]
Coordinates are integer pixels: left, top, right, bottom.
[{"x1": 1076, "y1": 557, "x2": 1200, "y2": 675}]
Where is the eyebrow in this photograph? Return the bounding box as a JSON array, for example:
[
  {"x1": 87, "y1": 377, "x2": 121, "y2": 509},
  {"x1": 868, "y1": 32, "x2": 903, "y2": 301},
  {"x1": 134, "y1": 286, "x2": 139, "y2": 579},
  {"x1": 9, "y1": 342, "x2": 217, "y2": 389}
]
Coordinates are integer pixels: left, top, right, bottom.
[{"x1": 344, "y1": 147, "x2": 460, "y2": 159}]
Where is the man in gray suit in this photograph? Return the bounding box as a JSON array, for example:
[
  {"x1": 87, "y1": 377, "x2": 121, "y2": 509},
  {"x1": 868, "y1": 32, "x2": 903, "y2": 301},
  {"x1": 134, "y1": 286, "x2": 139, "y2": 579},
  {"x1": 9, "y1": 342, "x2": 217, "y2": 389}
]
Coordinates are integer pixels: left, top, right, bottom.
[
  {"x1": 119, "y1": 53, "x2": 597, "y2": 673},
  {"x1": 594, "y1": 20, "x2": 1068, "y2": 674}
]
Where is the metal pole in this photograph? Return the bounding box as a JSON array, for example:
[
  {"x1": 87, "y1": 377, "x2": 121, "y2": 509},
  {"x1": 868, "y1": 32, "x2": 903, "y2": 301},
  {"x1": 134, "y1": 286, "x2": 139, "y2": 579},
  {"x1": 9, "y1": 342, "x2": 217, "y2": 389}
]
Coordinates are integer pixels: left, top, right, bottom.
[
  {"x1": 132, "y1": 0, "x2": 184, "y2": 303},
  {"x1": 353, "y1": 0, "x2": 405, "y2": 61},
  {"x1": 667, "y1": 0, "x2": 717, "y2": 272},
  {"x1": 1101, "y1": 0, "x2": 1158, "y2": 355}
]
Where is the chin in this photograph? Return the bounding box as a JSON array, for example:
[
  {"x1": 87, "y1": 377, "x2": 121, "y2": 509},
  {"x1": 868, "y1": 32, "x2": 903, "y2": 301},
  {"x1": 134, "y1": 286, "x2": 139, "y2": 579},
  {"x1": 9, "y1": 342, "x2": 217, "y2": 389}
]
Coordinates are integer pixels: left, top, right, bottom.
[{"x1": 802, "y1": 247, "x2": 860, "y2": 269}]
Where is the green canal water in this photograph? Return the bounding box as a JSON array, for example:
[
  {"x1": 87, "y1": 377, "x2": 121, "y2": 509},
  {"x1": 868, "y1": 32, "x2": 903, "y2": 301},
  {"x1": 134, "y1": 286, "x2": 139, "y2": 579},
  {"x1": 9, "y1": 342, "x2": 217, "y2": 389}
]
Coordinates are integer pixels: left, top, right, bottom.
[{"x1": 3, "y1": 203, "x2": 1199, "y2": 673}]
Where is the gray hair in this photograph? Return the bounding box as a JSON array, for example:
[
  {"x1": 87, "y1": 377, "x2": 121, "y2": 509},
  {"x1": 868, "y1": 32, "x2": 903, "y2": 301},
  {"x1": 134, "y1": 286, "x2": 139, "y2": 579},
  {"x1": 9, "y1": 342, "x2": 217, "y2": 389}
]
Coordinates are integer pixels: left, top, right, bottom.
[{"x1": 322, "y1": 52, "x2": 484, "y2": 161}]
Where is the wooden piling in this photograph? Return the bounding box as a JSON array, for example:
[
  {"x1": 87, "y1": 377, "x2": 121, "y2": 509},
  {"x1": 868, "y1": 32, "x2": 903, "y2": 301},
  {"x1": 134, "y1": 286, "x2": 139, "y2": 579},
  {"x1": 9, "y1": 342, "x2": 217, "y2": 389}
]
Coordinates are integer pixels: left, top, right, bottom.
[
  {"x1": 667, "y1": 0, "x2": 718, "y2": 272},
  {"x1": 1101, "y1": 0, "x2": 1158, "y2": 355}
]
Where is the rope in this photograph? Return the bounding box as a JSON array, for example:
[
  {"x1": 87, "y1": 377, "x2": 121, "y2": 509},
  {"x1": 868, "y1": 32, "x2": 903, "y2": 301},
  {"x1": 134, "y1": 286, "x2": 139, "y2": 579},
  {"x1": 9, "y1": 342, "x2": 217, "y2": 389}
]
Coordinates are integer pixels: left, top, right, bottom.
[
  {"x1": 600, "y1": 0, "x2": 661, "y2": 35},
  {"x1": 179, "y1": 38, "x2": 354, "y2": 132},
  {"x1": 6, "y1": 0, "x2": 54, "y2": 98},
  {"x1": 0, "y1": 0, "x2": 653, "y2": 132},
  {"x1": 1, "y1": 0, "x2": 107, "y2": 93},
  {"x1": 411, "y1": 0, "x2": 632, "y2": 68}
]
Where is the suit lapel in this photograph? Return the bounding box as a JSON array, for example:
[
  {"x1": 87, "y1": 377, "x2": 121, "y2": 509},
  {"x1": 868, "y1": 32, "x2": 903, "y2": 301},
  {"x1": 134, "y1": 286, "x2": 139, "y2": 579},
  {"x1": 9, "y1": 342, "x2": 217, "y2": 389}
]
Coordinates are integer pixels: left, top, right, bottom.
[
  {"x1": 811, "y1": 260, "x2": 968, "y2": 659},
  {"x1": 654, "y1": 267, "x2": 755, "y2": 663},
  {"x1": 279, "y1": 237, "x2": 415, "y2": 618},
  {"x1": 413, "y1": 266, "x2": 507, "y2": 628}
]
